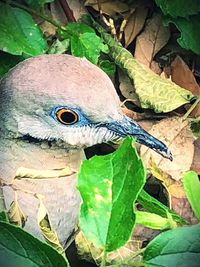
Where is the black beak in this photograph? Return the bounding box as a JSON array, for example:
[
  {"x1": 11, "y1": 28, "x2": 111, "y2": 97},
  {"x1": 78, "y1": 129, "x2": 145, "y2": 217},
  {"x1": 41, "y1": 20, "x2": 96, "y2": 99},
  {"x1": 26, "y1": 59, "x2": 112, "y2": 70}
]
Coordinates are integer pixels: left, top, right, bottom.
[{"x1": 104, "y1": 116, "x2": 172, "y2": 160}]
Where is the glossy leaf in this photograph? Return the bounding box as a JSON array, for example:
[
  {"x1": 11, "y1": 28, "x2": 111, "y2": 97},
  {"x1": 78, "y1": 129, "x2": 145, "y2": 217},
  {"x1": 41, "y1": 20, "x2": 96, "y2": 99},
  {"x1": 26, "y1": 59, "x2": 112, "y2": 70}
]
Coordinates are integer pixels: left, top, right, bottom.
[
  {"x1": 78, "y1": 137, "x2": 146, "y2": 252},
  {"x1": 0, "y1": 221, "x2": 69, "y2": 267},
  {"x1": 143, "y1": 224, "x2": 200, "y2": 267},
  {"x1": 0, "y1": 3, "x2": 47, "y2": 56},
  {"x1": 183, "y1": 171, "x2": 200, "y2": 221},
  {"x1": 138, "y1": 190, "x2": 186, "y2": 225}
]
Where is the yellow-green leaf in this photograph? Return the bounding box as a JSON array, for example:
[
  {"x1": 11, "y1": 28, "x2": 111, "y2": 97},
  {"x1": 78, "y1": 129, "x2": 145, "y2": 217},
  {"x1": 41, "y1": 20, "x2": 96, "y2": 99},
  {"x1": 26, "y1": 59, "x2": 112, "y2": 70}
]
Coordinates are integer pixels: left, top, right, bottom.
[
  {"x1": 135, "y1": 211, "x2": 176, "y2": 230},
  {"x1": 7, "y1": 193, "x2": 27, "y2": 227},
  {"x1": 15, "y1": 166, "x2": 75, "y2": 179},
  {"x1": 91, "y1": 19, "x2": 195, "y2": 113}
]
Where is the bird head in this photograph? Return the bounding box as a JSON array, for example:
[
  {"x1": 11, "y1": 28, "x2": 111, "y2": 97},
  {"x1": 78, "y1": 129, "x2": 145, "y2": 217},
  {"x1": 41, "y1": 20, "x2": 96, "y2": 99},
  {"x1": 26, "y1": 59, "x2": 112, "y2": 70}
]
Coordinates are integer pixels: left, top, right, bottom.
[{"x1": 0, "y1": 54, "x2": 172, "y2": 160}]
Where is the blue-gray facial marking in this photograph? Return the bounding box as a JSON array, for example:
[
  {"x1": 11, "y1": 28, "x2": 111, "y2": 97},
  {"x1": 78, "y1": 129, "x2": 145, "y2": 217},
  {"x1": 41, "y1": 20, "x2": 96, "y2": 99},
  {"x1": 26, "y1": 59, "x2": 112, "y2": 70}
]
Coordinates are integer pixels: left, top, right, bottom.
[{"x1": 50, "y1": 106, "x2": 93, "y2": 128}]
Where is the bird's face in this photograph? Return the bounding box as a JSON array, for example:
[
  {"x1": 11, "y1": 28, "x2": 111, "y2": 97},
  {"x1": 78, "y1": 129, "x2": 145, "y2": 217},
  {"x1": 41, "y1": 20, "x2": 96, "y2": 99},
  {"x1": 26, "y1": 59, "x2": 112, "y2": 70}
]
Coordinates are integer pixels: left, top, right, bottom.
[{"x1": 0, "y1": 55, "x2": 172, "y2": 159}]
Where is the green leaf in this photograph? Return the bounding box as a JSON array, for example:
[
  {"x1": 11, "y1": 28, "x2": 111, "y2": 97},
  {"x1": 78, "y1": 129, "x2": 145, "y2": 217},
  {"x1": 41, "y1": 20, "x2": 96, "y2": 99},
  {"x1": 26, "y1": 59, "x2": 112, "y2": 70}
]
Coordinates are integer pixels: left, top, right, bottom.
[
  {"x1": 155, "y1": 0, "x2": 200, "y2": 17},
  {"x1": 59, "y1": 22, "x2": 107, "y2": 64},
  {"x1": 78, "y1": 137, "x2": 146, "y2": 252},
  {"x1": 0, "y1": 51, "x2": 23, "y2": 78},
  {"x1": 164, "y1": 15, "x2": 200, "y2": 55},
  {"x1": 143, "y1": 224, "x2": 200, "y2": 267},
  {"x1": 138, "y1": 190, "x2": 186, "y2": 225},
  {"x1": 183, "y1": 171, "x2": 200, "y2": 221},
  {"x1": 0, "y1": 3, "x2": 47, "y2": 56},
  {"x1": 190, "y1": 117, "x2": 200, "y2": 138},
  {"x1": 136, "y1": 211, "x2": 175, "y2": 230},
  {"x1": 99, "y1": 60, "x2": 116, "y2": 76},
  {"x1": 0, "y1": 221, "x2": 69, "y2": 267}
]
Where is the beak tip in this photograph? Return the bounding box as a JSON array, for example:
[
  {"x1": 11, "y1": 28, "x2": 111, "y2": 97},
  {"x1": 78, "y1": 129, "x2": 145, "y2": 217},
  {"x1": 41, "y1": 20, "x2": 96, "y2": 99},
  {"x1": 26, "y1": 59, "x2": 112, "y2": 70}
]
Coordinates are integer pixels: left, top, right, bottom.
[{"x1": 165, "y1": 149, "x2": 173, "y2": 161}]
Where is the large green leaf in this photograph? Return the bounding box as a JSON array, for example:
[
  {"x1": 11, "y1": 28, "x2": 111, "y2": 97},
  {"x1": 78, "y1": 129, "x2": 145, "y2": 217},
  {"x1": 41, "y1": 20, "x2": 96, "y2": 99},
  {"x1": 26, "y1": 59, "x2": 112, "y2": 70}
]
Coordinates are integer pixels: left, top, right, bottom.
[
  {"x1": 77, "y1": 137, "x2": 146, "y2": 252},
  {"x1": 90, "y1": 18, "x2": 195, "y2": 113},
  {"x1": 164, "y1": 15, "x2": 200, "y2": 55},
  {"x1": 183, "y1": 171, "x2": 200, "y2": 221},
  {"x1": 0, "y1": 221, "x2": 69, "y2": 267},
  {"x1": 0, "y1": 3, "x2": 47, "y2": 56},
  {"x1": 143, "y1": 224, "x2": 200, "y2": 267},
  {"x1": 155, "y1": 0, "x2": 200, "y2": 17}
]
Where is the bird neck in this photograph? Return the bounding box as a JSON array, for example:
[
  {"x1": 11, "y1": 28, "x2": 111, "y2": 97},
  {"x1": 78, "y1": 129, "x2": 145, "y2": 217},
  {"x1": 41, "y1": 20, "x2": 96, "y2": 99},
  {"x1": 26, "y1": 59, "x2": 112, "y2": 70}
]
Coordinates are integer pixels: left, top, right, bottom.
[{"x1": 0, "y1": 132, "x2": 84, "y2": 183}]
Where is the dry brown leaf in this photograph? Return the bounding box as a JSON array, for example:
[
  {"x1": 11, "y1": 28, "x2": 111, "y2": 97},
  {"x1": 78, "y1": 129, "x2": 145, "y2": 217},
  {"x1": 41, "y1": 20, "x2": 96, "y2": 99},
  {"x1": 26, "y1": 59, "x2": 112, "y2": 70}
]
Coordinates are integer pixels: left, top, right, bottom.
[
  {"x1": 134, "y1": 13, "x2": 170, "y2": 71},
  {"x1": 149, "y1": 157, "x2": 185, "y2": 199},
  {"x1": 50, "y1": 1, "x2": 68, "y2": 25},
  {"x1": 140, "y1": 117, "x2": 195, "y2": 181},
  {"x1": 148, "y1": 147, "x2": 197, "y2": 224},
  {"x1": 40, "y1": 21, "x2": 56, "y2": 38},
  {"x1": 171, "y1": 56, "x2": 200, "y2": 117},
  {"x1": 124, "y1": 7, "x2": 148, "y2": 48},
  {"x1": 85, "y1": 0, "x2": 129, "y2": 16},
  {"x1": 66, "y1": 0, "x2": 87, "y2": 20}
]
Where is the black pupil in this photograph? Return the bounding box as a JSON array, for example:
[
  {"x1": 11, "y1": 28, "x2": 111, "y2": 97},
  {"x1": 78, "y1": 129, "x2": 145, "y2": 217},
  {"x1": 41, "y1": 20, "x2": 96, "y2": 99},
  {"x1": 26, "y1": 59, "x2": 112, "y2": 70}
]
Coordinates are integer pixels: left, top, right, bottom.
[{"x1": 60, "y1": 111, "x2": 76, "y2": 124}]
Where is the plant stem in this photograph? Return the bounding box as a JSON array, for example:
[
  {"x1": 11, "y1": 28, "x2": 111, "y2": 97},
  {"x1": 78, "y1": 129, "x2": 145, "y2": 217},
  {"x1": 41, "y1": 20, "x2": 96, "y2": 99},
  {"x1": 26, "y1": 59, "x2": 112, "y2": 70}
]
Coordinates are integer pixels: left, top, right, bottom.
[
  {"x1": 101, "y1": 249, "x2": 107, "y2": 267},
  {"x1": 3, "y1": 0, "x2": 63, "y2": 30},
  {"x1": 183, "y1": 96, "x2": 200, "y2": 120}
]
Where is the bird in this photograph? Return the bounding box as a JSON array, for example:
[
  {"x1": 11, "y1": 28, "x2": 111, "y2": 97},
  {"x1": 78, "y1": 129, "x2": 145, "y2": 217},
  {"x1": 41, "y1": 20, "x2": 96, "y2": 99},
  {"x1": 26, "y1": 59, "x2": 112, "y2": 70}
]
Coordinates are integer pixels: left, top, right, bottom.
[{"x1": 0, "y1": 54, "x2": 172, "y2": 246}]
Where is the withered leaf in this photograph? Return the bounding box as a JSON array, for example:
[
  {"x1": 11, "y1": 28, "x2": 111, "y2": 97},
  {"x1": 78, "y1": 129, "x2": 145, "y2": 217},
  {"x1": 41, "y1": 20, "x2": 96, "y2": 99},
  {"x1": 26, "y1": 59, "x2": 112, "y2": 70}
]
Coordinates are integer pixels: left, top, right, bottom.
[
  {"x1": 37, "y1": 195, "x2": 65, "y2": 255},
  {"x1": 135, "y1": 13, "x2": 170, "y2": 70},
  {"x1": 85, "y1": 0, "x2": 129, "y2": 17},
  {"x1": 15, "y1": 166, "x2": 75, "y2": 179},
  {"x1": 7, "y1": 192, "x2": 27, "y2": 227},
  {"x1": 140, "y1": 117, "x2": 195, "y2": 181},
  {"x1": 124, "y1": 7, "x2": 148, "y2": 48},
  {"x1": 171, "y1": 56, "x2": 200, "y2": 117}
]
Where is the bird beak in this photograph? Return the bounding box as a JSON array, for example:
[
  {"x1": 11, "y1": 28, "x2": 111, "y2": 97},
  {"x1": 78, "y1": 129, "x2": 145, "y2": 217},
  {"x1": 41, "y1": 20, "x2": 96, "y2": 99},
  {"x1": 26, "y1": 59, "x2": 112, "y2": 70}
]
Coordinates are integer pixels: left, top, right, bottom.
[{"x1": 104, "y1": 116, "x2": 172, "y2": 160}]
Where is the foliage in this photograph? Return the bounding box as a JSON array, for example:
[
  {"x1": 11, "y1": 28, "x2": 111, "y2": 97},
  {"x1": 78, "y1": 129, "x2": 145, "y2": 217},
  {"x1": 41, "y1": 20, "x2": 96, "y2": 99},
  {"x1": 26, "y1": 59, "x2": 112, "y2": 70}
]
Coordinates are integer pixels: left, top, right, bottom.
[
  {"x1": 155, "y1": 0, "x2": 200, "y2": 55},
  {"x1": 183, "y1": 171, "x2": 200, "y2": 221},
  {"x1": 0, "y1": 220, "x2": 69, "y2": 267},
  {"x1": 143, "y1": 224, "x2": 200, "y2": 267},
  {"x1": 154, "y1": 0, "x2": 200, "y2": 17},
  {"x1": 0, "y1": 2, "x2": 47, "y2": 56},
  {"x1": 78, "y1": 137, "x2": 146, "y2": 252},
  {"x1": 58, "y1": 22, "x2": 108, "y2": 64},
  {"x1": 0, "y1": 0, "x2": 200, "y2": 267}
]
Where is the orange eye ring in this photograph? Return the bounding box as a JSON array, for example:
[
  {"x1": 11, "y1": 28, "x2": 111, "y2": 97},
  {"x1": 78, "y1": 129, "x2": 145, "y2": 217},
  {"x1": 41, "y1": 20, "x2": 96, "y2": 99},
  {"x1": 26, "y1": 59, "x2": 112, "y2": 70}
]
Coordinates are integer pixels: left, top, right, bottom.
[{"x1": 56, "y1": 108, "x2": 78, "y2": 125}]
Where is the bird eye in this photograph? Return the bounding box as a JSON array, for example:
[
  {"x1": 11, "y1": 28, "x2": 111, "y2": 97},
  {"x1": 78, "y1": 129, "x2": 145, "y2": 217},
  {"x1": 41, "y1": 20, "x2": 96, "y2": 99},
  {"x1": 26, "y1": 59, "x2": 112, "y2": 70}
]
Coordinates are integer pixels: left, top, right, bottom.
[{"x1": 56, "y1": 108, "x2": 78, "y2": 125}]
